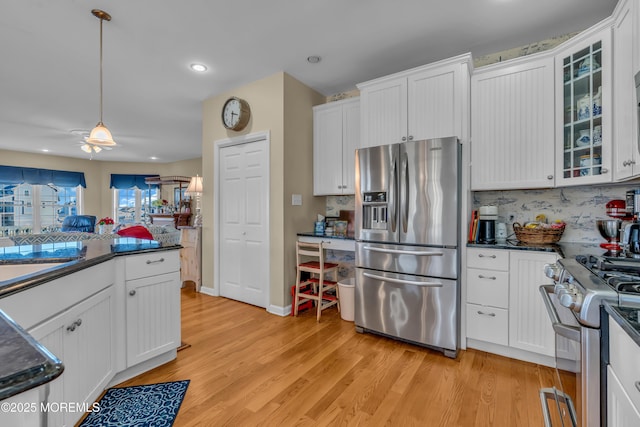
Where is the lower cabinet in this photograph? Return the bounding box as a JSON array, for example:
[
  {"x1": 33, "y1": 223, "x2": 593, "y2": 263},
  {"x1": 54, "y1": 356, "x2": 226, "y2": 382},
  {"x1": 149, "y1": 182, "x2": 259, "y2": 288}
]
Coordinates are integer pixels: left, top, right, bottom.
[
  {"x1": 126, "y1": 271, "x2": 181, "y2": 367},
  {"x1": 466, "y1": 247, "x2": 557, "y2": 364},
  {"x1": 608, "y1": 317, "x2": 640, "y2": 425},
  {"x1": 29, "y1": 286, "x2": 115, "y2": 427}
]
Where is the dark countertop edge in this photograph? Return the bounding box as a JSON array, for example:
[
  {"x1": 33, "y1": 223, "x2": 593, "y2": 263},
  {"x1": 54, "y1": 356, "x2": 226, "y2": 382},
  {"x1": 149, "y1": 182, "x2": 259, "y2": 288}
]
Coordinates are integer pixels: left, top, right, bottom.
[
  {"x1": 297, "y1": 232, "x2": 355, "y2": 240},
  {"x1": 0, "y1": 243, "x2": 181, "y2": 299},
  {"x1": 603, "y1": 301, "x2": 640, "y2": 347},
  {"x1": 0, "y1": 310, "x2": 64, "y2": 401}
]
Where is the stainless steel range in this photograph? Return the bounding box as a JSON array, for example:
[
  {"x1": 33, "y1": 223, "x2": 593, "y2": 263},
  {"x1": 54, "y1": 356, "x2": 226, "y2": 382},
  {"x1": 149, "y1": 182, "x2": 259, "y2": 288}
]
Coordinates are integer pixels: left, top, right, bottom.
[{"x1": 540, "y1": 254, "x2": 640, "y2": 427}]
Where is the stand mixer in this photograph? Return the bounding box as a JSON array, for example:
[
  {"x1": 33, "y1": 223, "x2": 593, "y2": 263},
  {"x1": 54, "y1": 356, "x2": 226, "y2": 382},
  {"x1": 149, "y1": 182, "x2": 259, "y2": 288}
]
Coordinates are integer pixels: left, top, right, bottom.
[{"x1": 597, "y1": 199, "x2": 631, "y2": 254}]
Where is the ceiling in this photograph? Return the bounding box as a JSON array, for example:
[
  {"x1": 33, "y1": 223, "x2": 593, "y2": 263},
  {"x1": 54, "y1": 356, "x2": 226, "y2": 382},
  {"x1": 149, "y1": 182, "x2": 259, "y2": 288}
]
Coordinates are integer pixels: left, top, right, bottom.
[{"x1": 0, "y1": 0, "x2": 619, "y2": 163}]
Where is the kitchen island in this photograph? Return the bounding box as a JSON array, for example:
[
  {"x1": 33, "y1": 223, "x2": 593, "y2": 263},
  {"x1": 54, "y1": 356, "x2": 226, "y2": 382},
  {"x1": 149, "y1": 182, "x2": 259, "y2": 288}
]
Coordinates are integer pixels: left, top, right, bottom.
[{"x1": 0, "y1": 238, "x2": 182, "y2": 427}]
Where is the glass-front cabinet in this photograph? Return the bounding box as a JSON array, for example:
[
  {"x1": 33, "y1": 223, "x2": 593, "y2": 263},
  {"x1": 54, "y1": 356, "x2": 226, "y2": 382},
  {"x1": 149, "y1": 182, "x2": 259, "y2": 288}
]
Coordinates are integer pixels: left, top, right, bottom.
[{"x1": 555, "y1": 27, "x2": 612, "y2": 186}]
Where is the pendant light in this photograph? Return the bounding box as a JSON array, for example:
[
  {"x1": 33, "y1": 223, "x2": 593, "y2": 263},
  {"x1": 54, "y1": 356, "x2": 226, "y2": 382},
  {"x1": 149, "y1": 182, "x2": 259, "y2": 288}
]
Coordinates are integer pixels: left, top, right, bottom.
[{"x1": 86, "y1": 9, "x2": 116, "y2": 147}]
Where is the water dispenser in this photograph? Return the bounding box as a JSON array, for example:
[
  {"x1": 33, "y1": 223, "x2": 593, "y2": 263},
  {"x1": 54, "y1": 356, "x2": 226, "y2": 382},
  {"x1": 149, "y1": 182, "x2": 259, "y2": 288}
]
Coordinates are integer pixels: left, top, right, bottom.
[{"x1": 361, "y1": 192, "x2": 388, "y2": 230}]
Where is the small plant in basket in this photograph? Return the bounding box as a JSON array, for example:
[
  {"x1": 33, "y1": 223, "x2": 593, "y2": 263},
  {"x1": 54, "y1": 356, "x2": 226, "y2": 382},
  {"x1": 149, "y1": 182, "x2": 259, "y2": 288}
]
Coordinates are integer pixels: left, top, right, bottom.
[{"x1": 98, "y1": 217, "x2": 114, "y2": 225}]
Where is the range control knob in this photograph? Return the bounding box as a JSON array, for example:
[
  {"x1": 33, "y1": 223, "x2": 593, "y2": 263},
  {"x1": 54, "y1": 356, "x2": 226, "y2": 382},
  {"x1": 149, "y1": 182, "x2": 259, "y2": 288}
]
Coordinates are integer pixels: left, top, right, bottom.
[
  {"x1": 544, "y1": 263, "x2": 560, "y2": 281},
  {"x1": 559, "y1": 292, "x2": 583, "y2": 312}
]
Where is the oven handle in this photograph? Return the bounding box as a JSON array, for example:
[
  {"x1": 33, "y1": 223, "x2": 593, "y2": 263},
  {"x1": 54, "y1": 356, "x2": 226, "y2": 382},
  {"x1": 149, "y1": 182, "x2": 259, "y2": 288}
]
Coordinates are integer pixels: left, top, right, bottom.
[{"x1": 539, "y1": 285, "x2": 581, "y2": 342}]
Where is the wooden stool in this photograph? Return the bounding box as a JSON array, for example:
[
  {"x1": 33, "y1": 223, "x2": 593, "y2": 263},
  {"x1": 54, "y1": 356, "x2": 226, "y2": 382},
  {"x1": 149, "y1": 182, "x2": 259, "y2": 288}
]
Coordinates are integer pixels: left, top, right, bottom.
[{"x1": 293, "y1": 241, "x2": 340, "y2": 321}]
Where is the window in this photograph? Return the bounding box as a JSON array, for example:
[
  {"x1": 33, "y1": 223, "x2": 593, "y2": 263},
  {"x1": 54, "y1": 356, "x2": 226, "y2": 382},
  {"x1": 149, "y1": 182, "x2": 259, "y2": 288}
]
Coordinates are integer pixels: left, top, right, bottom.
[
  {"x1": 109, "y1": 174, "x2": 160, "y2": 224},
  {"x1": 0, "y1": 183, "x2": 82, "y2": 234},
  {"x1": 113, "y1": 187, "x2": 158, "y2": 224}
]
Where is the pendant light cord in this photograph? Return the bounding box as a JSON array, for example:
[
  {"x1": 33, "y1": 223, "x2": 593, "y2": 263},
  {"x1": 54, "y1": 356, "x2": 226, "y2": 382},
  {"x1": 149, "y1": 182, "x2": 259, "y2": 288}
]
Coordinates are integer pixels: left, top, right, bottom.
[{"x1": 99, "y1": 16, "x2": 104, "y2": 124}]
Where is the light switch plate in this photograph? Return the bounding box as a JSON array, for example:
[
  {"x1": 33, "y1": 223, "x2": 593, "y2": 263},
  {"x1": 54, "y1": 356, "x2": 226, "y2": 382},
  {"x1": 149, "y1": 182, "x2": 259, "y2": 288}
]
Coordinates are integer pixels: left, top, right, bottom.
[{"x1": 291, "y1": 194, "x2": 302, "y2": 206}]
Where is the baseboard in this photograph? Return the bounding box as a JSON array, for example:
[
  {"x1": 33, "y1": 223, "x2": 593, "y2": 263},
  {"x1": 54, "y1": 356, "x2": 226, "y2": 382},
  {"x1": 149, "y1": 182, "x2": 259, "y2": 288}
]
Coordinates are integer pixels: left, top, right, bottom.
[
  {"x1": 267, "y1": 304, "x2": 291, "y2": 317},
  {"x1": 198, "y1": 286, "x2": 217, "y2": 297},
  {"x1": 466, "y1": 338, "x2": 555, "y2": 368},
  {"x1": 107, "y1": 350, "x2": 177, "y2": 387}
]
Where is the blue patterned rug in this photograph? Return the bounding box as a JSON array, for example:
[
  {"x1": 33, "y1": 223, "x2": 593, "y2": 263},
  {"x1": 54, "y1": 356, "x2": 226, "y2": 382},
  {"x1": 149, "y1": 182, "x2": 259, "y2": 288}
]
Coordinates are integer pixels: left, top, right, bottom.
[{"x1": 79, "y1": 380, "x2": 190, "y2": 427}]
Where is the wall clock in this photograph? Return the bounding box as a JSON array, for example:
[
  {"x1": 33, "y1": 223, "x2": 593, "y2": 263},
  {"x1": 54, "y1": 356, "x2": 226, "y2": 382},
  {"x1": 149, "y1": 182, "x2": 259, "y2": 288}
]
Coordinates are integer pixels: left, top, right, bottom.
[{"x1": 221, "y1": 97, "x2": 251, "y2": 131}]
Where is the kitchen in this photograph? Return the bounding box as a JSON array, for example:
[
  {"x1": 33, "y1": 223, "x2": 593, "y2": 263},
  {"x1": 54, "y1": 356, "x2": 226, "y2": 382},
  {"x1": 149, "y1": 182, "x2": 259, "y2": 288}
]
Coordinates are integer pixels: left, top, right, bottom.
[{"x1": 1, "y1": 0, "x2": 639, "y2": 426}]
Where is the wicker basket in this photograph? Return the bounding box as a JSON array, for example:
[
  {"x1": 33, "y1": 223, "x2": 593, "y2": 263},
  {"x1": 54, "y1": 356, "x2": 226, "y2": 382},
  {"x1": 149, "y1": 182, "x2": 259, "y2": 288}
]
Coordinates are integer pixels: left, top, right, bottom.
[{"x1": 513, "y1": 222, "x2": 565, "y2": 244}]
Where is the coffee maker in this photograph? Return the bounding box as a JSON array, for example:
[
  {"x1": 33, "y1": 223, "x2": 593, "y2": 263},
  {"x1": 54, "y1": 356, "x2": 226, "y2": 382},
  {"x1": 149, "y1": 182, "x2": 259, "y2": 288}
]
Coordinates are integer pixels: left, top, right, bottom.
[
  {"x1": 624, "y1": 190, "x2": 640, "y2": 258},
  {"x1": 477, "y1": 205, "x2": 497, "y2": 244}
]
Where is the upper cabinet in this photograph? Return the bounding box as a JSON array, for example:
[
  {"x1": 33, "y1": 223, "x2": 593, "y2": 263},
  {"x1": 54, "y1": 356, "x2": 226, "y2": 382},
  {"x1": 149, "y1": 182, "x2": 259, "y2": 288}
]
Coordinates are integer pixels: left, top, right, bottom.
[
  {"x1": 613, "y1": 0, "x2": 640, "y2": 180},
  {"x1": 313, "y1": 97, "x2": 360, "y2": 195},
  {"x1": 471, "y1": 55, "x2": 555, "y2": 190},
  {"x1": 357, "y1": 54, "x2": 472, "y2": 148},
  {"x1": 554, "y1": 24, "x2": 613, "y2": 186}
]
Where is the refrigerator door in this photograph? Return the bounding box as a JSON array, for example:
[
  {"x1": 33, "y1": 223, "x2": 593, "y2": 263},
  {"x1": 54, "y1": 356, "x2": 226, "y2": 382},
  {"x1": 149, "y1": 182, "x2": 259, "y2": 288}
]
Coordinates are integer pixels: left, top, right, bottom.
[
  {"x1": 356, "y1": 242, "x2": 457, "y2": 279},
  {"x1": 355, "y1": 268, "x2": 458, "y2": 353},
  {"x1": 399, "y1": 137, "x2": 459, "y2": 247},
  {"x1": 355, "y1": 144, "x2": 399, "y2": 243}
]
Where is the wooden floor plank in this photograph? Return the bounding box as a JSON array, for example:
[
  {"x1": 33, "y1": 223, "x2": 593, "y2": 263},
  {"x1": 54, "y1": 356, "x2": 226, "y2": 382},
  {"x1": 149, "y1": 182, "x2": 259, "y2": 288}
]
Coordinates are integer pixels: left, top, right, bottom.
[{"x1": 113, "y1": 288, "x2": 557, "y2": 426}]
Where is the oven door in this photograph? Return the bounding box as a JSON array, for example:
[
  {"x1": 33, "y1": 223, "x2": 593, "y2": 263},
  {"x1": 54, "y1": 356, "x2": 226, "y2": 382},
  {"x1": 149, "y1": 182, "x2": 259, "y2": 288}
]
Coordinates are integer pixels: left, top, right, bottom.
[{"x1": 540, "y1": 285, "x2": 581, "y2": 426}]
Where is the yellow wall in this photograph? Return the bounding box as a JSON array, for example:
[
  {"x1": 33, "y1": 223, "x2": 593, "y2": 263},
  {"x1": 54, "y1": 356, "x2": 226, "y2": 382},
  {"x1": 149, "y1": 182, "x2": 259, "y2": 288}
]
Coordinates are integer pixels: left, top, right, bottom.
[
  {"x1": 201, "y1": 72, "x2": 324, "y2": 309},
  {"x1": 0, "y1": 149, "x2": 201, "y2": 218}
]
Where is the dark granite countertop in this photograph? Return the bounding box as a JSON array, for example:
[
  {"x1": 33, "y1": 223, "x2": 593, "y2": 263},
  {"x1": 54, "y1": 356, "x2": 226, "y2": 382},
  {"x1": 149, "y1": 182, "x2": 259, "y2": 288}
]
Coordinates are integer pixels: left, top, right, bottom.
[
  {"x1": 467, "y1": 240, "x2": 602, "y2": 259},
  {"x1": 603, "y1": 301, "x2": 640, "y2": 347},
  {"x1": 0, "y1": 237, "x2": 181, "y2": 299},
  {"x1": 0, "y1": 309, "x2": 63, "y2": 401},
  {"x1": 297, "y1": 231, "x2": 355, "y2": 240}
]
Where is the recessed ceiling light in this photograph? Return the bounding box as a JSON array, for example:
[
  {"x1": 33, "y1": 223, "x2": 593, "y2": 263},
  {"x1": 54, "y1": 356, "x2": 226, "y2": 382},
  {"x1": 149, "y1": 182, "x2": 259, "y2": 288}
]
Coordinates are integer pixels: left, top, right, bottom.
[
  {"x1": 307, "y1": 55, "x2": 321, "y2": 64},
  {"x1": 150, "y1": 156, "x2": 158, "y2": 160},
  {"x1": 190, "y1": 63, "x2": 207, "y2": 72},
  {"x1": 41, "y1": 149, "x2": 49, "y2": 152}
]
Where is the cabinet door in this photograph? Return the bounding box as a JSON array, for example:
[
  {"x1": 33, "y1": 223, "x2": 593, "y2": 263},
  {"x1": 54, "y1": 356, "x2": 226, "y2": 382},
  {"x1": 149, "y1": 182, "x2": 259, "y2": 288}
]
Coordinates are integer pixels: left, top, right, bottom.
[
  {"x1": 126, "y1": 272, "x2": 181, "y2": 367},
  {"x1": 613, "y1": 0, "x2": 640, "y2": 180},
  {"x1": 508, "y1": 251, "x2": 557, "y2": 356},
  {"x1": 555, "y1": 28, "x2": 612, "y2": 186},
  {"x1": 359, "y1": 77, "x2": 407, "y2": 148},
  {"x1": 471, "y1": 56, "x2": 555, "y2": 190},
  {"x1": 608, "y1": 366, "x2": 640, "y2": 427},
  {"x1": 341, "y1": 99, "x2": 360, "y2": 194},
  {"x1": 313, "y1": 104, "x2": 344, "y2": 195},
  {"x1": 408, "y1": 63, "x2": 460, "y2": 142},
  {"x1": 29, "y1": 287, "x2": 114, "y2": 427}
]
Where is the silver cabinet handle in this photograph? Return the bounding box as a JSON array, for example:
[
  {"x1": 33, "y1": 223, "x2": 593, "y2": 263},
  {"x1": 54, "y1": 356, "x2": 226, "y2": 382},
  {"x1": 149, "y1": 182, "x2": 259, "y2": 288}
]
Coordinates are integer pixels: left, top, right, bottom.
[
  {"x1": 408, "y1": 135, "x2": 414, "y2": 140},
  {"x1": 66, "y1": 324, "x2": 76, "y2": 332},
  {"x1": 363, "y1": 272, "x2": 443, "y2": 287},
  {"x1": 547, "y1": 175, "x2": 553, "y2": 180},
  {"x1": 75, "y1": 319, "x2": 82, "y2": 328},
  {"x1": 478, "y1": 254, "x2": 496, "y2": 259},
  {"x1": 401, "y1": 136, "x2": 407, "y2": 141},
  {"x1": 635, "y1": 381, "x2": 640, "y2": 393},
  {"x1": 146, "y1": 258, "x2": 165, "y2": 264},
  {"x1": 129, "y1": 290, "x2": 136, "y2": 296},
  {"x1": 601, "y1": 168, "x2": 609, "y2": 174},
  {"x1": 478, "y1": 275, "x2": 496, "y2": 280},
  {"x1": 623, "y1": 160, "x2": 630, "y2": 167},
  {"x1": 477, "y1": 311, "x2": 496, "y2": 317},
  {"x1": 631, "y1": 160, "x2": 637, "y2": 165}
]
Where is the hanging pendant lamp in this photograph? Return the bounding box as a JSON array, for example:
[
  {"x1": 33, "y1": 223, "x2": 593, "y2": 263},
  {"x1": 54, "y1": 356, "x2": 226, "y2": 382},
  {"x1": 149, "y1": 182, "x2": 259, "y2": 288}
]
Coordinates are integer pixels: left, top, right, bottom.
[{"x1": 86, "y1": 9, "x2": 116, "y2": 147}]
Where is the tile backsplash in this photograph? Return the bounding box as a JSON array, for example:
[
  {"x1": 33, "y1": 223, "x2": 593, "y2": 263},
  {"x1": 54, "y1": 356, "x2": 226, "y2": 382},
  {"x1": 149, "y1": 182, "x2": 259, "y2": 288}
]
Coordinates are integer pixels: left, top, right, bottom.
[{"x1": 473, "y1": 184, "x2": 640, "y2": 243}]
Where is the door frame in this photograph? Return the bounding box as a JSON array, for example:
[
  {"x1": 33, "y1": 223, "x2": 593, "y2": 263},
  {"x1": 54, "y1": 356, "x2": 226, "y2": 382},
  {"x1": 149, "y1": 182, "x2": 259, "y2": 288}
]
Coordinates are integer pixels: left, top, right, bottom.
[{"x1": 213, "y1": 131, "x2": 270, "y2": 309}]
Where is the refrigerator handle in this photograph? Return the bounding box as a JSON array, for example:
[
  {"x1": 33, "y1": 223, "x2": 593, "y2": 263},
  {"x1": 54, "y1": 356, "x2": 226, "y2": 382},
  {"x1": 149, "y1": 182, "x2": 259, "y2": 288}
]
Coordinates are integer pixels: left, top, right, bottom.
[
  {"x1": 401, "y1": 151, "x2": 409, "y2": 234},
  {"x1": 363, "y1": 272, "x2": 443, "y2": 287},
  {"x1": 363, "y1": 246, "x2": 444, "y2": 256},
  {"x1": 389, "y1": 152, "x2": 397, "y2": 233}
]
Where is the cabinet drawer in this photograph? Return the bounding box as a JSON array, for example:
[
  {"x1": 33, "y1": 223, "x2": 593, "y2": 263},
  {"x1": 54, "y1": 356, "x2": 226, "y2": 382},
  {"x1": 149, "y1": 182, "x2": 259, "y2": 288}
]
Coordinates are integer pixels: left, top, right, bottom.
[
  {"x1": 466, "y1": 303, "x2": 508, "y2": 346},
  {"x1": 609, "y1": 318, "x2": 640, "y2": 410},
  {"x1": 125, "y1": 250, "x2": 180, "y2": 280},
  {"x1": 467, "y1": 248, "x2": 509, "y2": 271},
  {"x1": 466, "y1": 268, "x2": 509, "y2": 308}
]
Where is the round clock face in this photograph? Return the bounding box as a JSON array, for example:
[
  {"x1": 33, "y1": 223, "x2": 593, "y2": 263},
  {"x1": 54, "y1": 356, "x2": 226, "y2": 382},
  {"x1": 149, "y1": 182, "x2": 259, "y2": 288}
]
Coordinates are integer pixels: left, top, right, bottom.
[{"x1": 222, "y1": 97, "x2": 250, "y2": 130}]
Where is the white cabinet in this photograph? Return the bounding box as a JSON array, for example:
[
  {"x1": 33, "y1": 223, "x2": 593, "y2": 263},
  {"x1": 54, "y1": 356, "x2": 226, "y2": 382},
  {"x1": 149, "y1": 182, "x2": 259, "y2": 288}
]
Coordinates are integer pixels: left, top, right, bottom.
[
  {"x1": 471, "y1": 55, "x2": 555, "y2": 190},
  {"x1": 608, "y1": 318, "x2": 640, "y2": 426},
  {"x1": 29, "y1": 286, "x2": 115, "y2": 427},
  {"x1": 466, "y1": 248, "x2": 510, "y2": 346},
  {"x1": 125, "y1": 251, "x2": 181, "y2": 367},
  {"x1": 555, "y1": 23, "x2": 613, "y2": 186},
  {"x1": 358, "y1": 54, "x2": 471, "y2": 148},
  {"x1": 508, "y1": 250, "x2": 557, "y2": 357},
  {"x1": 613, "y1": 0, "x2": 640, "y2": 180},
  {"x1": 313, "y1": 97, "x2": 360, "y2": 195},
  {"x1": 466, "y1": 247, "x2": 557, "y2": 364},
  {"x1": 180, "y1": 227, "x2": 202, "y2": 291}
]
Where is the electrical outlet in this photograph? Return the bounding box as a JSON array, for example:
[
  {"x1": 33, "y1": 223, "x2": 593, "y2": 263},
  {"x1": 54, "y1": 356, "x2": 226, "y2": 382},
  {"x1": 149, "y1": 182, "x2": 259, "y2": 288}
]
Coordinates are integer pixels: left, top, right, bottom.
[{"x1": 291, "y1": 194, "x2": 302, "y2": 206}]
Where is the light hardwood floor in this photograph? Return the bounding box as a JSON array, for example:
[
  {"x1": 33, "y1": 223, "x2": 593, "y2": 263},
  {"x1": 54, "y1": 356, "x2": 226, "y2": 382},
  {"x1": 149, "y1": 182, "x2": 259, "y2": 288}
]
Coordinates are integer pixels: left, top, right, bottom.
[{"x1": 117, "y1": 286, "x2": 558, "y2": 426}]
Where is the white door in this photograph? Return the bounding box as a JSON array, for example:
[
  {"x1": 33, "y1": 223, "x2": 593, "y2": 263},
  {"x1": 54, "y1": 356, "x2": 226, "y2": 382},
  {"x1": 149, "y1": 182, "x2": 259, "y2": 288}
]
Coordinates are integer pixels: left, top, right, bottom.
[{"x1": 219, "y1": 137, "x2": 269, "y2": 307}]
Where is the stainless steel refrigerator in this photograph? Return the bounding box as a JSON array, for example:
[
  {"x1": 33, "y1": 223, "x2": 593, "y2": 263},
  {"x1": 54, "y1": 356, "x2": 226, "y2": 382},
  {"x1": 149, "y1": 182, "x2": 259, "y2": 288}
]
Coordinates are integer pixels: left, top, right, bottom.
[{"x1": 354, "y1": 137, "x2": 460, "y2": 358}]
